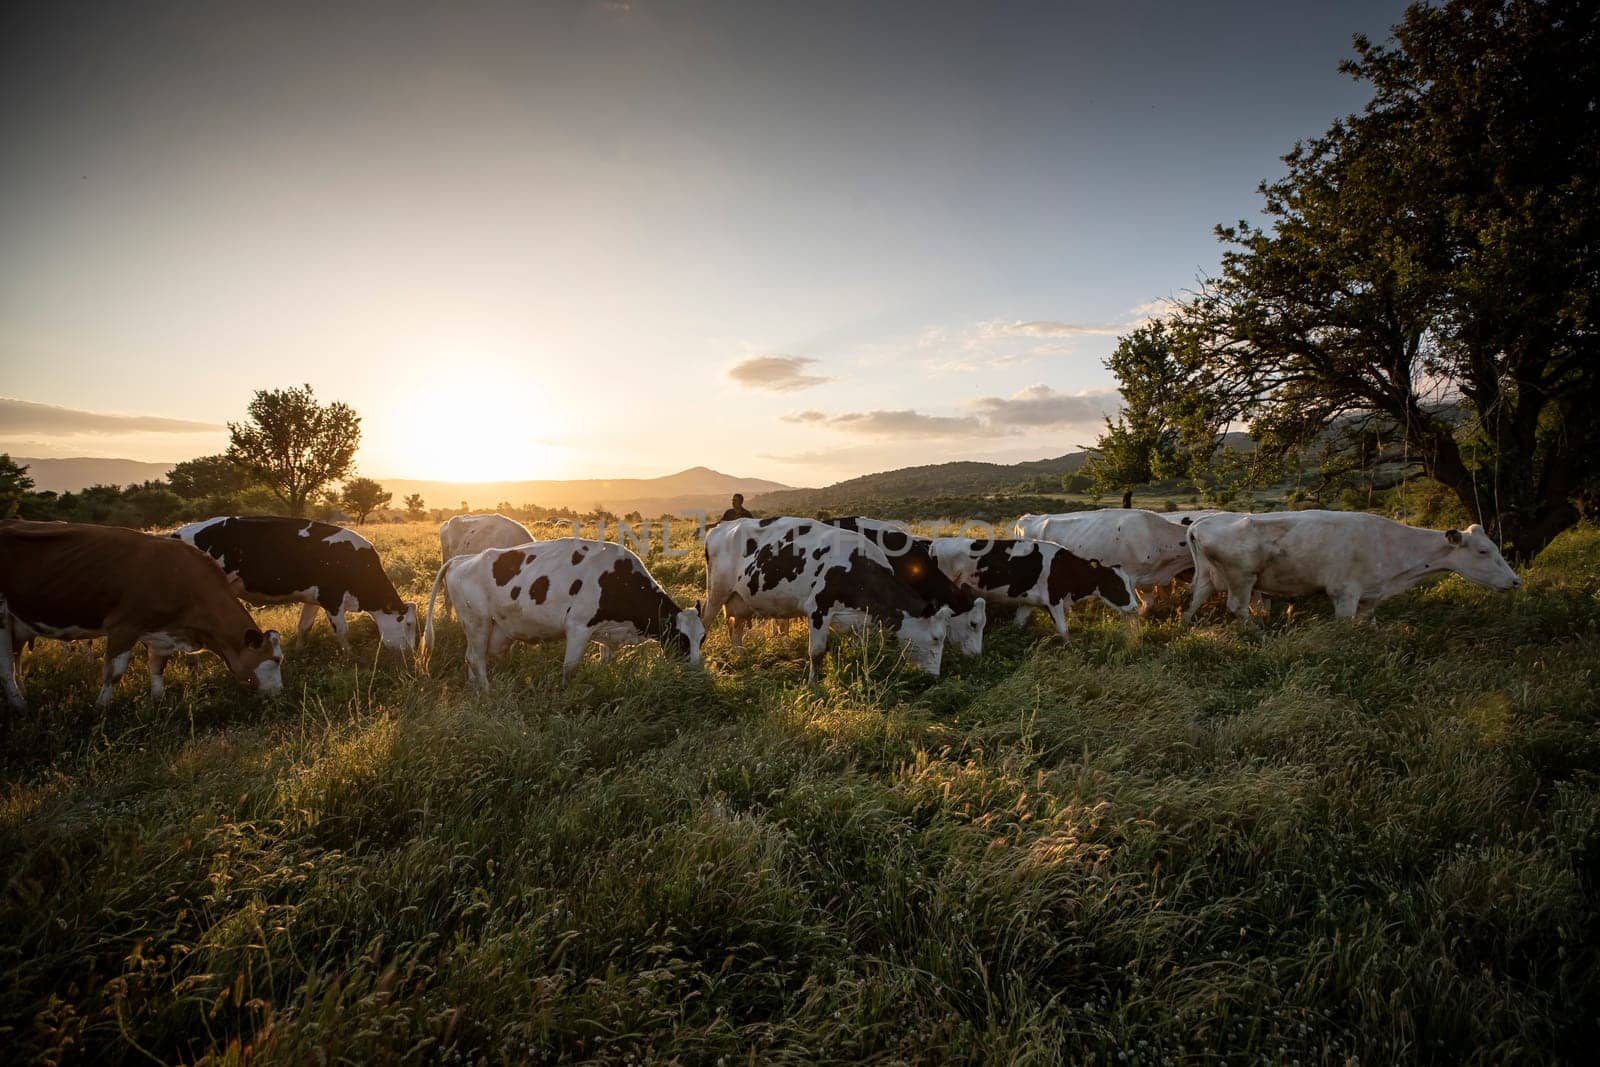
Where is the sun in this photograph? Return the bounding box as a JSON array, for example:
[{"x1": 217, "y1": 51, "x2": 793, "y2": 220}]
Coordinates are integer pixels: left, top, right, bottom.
[{"x1": 377, "y1": 375, "x2": 570, "y2": 483}]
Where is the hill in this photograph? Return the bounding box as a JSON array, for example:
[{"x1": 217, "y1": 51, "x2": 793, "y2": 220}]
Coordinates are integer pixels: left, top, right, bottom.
[
  {"x1": 377, "y1": 466, "x2": 794, "y2": 515},
  {"x1": 747, "y1": 452, "x2": 1092, "y2": 514},
  {"x1": 11, "y1": 456, "x2": 175, "y2": 493}
]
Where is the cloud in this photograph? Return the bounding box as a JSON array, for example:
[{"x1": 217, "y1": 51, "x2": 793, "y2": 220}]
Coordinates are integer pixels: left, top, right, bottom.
[
  {"x1": 0, "y1": 397, "x2": 223, "y2": 436},
  {"x1": 969, "y1": 384, "x2": 1116, "y2": 429},
  {"x1": 727, "y1": 355, "x2": 831, "y2": 392},
  {"x1": 980, "y1": 319, "x2": 1126, "y2": 339},
  {"x1": 787, "y1": 408, "x2": 985, "y2": 438}
]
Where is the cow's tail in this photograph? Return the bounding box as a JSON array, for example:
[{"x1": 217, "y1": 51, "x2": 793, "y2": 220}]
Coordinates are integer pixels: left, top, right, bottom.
[{"x1": 421, "y1": 557, "x2": 457, "y2": 666}]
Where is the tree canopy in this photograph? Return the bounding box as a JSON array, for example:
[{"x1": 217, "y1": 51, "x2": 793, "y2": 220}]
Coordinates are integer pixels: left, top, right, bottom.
[
  {"x1": 228, "y1": 385, "x2": 361, "y2": 518},
  {"x1": 341, "y1": 477, "x2": 392, "y2": 525},
  {"x1": 1105, "y1": 0, "x2": 1598, "y2": 557}
]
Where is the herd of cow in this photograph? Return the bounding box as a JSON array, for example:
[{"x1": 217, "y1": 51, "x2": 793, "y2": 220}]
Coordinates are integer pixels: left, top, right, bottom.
[{"x1": 0, "y1": 505, "x2": 1522, "y2": 714}]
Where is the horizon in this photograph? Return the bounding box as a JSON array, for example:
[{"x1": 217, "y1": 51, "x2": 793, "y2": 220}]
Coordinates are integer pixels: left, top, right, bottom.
[{"x1": 3, "y1": 1, "x2": 1407, "y2": 484}]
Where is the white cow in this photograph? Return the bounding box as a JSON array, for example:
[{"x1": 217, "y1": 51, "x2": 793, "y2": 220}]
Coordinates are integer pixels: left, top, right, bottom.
[
  {"x1": 1183, "y1": 510, "x2": 1521, "y2": 623},
  {"x1": 1014, "y1": 510, "x2": 1193, "y2": 615},
  {"x1": 439, "y1": 513, "x2": 536, "y2": 561},
  {"x1": 703, "y1": 517, "x2": 952, "y2": 680},
  {"x1": 1163, "y1": 509, "x2": 1225, "y2": 527},
  {"x1": 424, "y1": 538, "x2": 703, "y2": 685}
]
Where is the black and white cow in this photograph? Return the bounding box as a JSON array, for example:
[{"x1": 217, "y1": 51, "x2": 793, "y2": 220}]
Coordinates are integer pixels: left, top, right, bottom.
[
  {"x1": 423, "y1": 538, "x2": 704, "y2": 685},
  {"x1": 823, "y1": 516, "x2": 986, "y2": 656},
  {"x1": 702, "y1": 517, "x2": 952, "y2": 680},
  {"x1": 930, "y1": 536, "x2": 1136, "y2": 641},
  {"x1": 173, "y1": 517, "x2": 418, "y2": 652}
]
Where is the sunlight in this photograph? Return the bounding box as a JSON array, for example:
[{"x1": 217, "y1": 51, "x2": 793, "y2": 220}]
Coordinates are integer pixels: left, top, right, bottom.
[{"x1": 376, "y1": 369, "x2": 571, "y2": 483}]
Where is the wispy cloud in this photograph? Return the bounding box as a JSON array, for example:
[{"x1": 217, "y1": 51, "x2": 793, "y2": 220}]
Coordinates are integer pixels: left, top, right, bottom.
[
  {"x1": 978, "y1": 319, "x2": 1125, "y2": 339},
  {"x1": 970, "y1": 384, "x2": 1116, "y2": 429},
  {"x1": 727, "y1": 355, "x2": 831, "y2": 392},
  {"x1": 0, "y1": 397, "x2": 222, "y2": 436},
  {"x1": 783, "y1": 386, "x2": 1114, "y2": 443}
]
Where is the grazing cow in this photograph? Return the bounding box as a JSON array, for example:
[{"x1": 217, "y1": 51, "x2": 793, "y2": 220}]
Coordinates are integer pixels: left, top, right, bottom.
[
  {"x1": 1184, "y1": 510, "x2": 1521, "y2": 624},
  {"x1": 929, "y1": 536, "x2": 1136, "y2": 641},
  {"x1": 173, "y1": 517, "x2": 417, "y2": 652},
  {"x1": 440, "y1": 513, "x2": 535, "y2": 561},
  {"x1": 424, "y1": 538, "x2": 703, "y2": 685},
  {"x1": 822, "y1": 517, "x2": 987, "y2": 656},
  {"x1": 1, "y1": 520, "x2": 283, "y2": 712},
  {"x1": 1014, "y1": 510, "x2": 1192, "y2": 615},
  {"x1": 702, "y1": 517, "x2": 953, "y2": 680}
]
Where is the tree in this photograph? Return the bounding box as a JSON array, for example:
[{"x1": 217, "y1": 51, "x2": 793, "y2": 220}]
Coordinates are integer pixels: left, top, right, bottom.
[
  {"x1": 1168, "y1": 0, "x2": 1598, "y2": 559},
  {"x1": 167, "y1": 453, "x2": 250, "y2": 499},
  {"x1": 403, "y1": 493, "x2": 426, "y2": 520},
  {"x1": 341, "y1": 477, "x2": 392, "y2": 524},
  {"x1": 227, "y1": 385, "x2": 361, "y2": 518},
  {"x1": 122, "y1": 483, "x2": 184, "y2": 528},
  {"x1": 0, "y1": 454, "x2": 34, "y2": 518},
  {"x1": 1087, "y1": 322, "x2": 1236, "y2": 506}
]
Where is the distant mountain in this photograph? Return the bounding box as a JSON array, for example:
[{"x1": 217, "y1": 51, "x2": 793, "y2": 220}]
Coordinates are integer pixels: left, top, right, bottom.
[
  {"x1": 12, "y1": 456, "x2": 174, "y2": 493},
  {"x1": 746, "y1": 452, "x2": 1094, "y2": 513},
  {"x1": 376, "y1": 466, "x2": 794, "y2": 515},
  {"x1": 745, "y1": 434, "x2": 1256, "y2": 515}
]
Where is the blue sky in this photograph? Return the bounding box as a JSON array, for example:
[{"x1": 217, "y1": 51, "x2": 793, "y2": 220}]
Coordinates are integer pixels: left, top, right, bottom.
[{"x1": 0, "y1": 0, "x2": 1409, "y2": 484}]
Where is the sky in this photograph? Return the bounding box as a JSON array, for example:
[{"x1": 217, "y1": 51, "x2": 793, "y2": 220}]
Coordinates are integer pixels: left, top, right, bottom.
[{"x1": 0, "y1": 0, "x2": 1410, "y2": 486}]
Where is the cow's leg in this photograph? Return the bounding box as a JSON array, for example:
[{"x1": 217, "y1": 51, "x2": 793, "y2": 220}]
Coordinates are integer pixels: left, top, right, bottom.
[
  {"x1": 1135, "y1": 588, "x2": 1156, "y2": 617},
  {"x1": 728, "y1": 614, "x2": 749, "y2": 650},
  {"x1": 148, "y1": 651, "x2": 169, "y2": 699},
  {"x1": 1013, "y1": 606, "x2": 1033, "y2": 629},
  {"x1": 465, "y1": 622, "x2": 494, "y2": 690},
  {"x1": 1354, "y1": 598, "x2": 1381, "y2": 626},
  {"x1": 326, "y1": 608, "x2": 352, "y2": 652},
  {"x1": 96, "y1": 637, "x2": 136, "y2": 707},
  {"x1": 0, "y1": 613, "x2": 25, "y2": 715},
  {"x1": 773, "y1": 618, "x2": 793, "y2": 636},
  {"x1": 1225, "y1": 574, "x2": 1258, "y2": 622},
  {"x1": 296, "y1": 602, "x2": 319, "y2": 642},
  {"x1": 1331, "y1": 588, "x2": 1365, "y2": 622},
  {"x1": 1048, "y1": 601, "x2": 1070, "y2": 643},
  {"x1": 562, "y1": 625, "x2": 592, "y2": 681},
  {"x1": 1183, "y1": 568, "x2": 1217, "y2": 625},
  {"x1": 806, "y1": 616, "x2": 829, "y2": 683},
  {"x1": 596, "y1": 643, "x2": 614, "y2": 663}
]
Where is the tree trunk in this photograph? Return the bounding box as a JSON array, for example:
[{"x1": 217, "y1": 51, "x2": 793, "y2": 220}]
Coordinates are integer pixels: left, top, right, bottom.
[{"x1": 1121, "y1": 489, "x2": 1133, "y2": 509}]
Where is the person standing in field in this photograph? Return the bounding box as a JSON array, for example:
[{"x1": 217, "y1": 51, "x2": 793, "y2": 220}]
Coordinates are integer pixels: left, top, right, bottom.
[{"x1": 721, "y1": 494, "x2": 753, "y2": 522}]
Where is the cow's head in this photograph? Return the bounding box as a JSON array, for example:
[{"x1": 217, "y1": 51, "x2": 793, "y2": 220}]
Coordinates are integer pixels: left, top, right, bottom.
[
  {"x1": 1094, "y1": 562, "x2": 1138, "y2": 613},
  {"x1": 238, "y1": 628, "x2": 284, "y2": 695},
  {"x1": 1443, "y1": 525, "x2": 1521, "y2": 591},
  {"x1": 374, "y1": 602, "x2": 420, "y2": 652},
  {"x1": 894, "y1": 604, "x2": 952, "y2": 675},
  {"x1": 946, "y1": 597, "x2": 987, "y2": 657},
  {"x1": 661, "y1": 601, "x2": 707, "y2": 666}
]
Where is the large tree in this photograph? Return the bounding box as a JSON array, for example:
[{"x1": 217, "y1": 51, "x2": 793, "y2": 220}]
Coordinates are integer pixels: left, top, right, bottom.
[
  {"x1": 1166, "y1": 0, "x2": 1598, "y2": 558},
  {"x1": 227, "y1": 385, "x2": 361, "y2": 518}
]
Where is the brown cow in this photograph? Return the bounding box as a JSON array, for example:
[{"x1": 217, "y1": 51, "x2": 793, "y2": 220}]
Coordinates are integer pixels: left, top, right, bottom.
[{"x1": 1, "y1": 520, "x2": 284, "y2": 713}]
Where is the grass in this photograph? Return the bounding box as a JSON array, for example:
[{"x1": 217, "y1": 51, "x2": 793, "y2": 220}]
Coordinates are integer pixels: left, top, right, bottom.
[{"x1": 3, "y1": 520, "x2": 1598, "y2": 1064}]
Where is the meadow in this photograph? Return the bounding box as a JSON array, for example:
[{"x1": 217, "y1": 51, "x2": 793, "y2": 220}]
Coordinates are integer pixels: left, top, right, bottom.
[{"x1": 2, "y1": 519, "x2": 1598, "y2": 1064}]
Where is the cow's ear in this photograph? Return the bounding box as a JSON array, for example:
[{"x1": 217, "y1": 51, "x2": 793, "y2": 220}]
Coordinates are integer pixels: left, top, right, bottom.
[
  {"x1": 1445, "y1": 529, "x2": 1464, "y2": 546},
  {"x1": 244, "y1": 628, "x2": 265, "y2": 649}
]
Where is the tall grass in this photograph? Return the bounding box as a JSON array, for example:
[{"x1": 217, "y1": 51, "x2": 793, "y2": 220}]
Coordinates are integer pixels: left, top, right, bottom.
[{"x1": 3, "y1": 522, "x2": 1597, "y2": 1064}]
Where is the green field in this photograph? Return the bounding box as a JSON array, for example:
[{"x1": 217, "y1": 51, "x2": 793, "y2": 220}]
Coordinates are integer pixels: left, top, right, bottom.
[{"x1": 3, "y1": 521, "x2": 1598, "y2": 1064}]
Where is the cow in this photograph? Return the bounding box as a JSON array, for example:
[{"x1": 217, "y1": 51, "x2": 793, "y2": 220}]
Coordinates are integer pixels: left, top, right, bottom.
[
  {"x1": 1014, "y1": 510, "x2": 1192, "y2": 615},
  {"x1": 702, "y1": 517, "x2": 952, "y2": 680},
  {"x1": 821, "y1": 517, "x2": 987, "y2": 656},
  {"x1": 929, "y1": 536, "x2": 1136, "y2": 641},
  {"x1": 440, "y1": 513, "x2": 535, "y2": 561},
  {"x1": 423, "y1": 538, "x2": 703, "y2": 686},
  {"x1": 1, "y1": 519, "x2": 283, "y2": 712},
  {"x1": 1183, "y1": 510, "x2": 1521, "y2": 624},
  {"x1": 173, "y1": 517, "x2": 417, "y2": 652}
]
